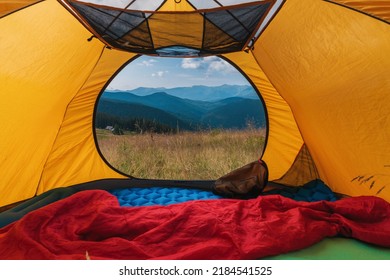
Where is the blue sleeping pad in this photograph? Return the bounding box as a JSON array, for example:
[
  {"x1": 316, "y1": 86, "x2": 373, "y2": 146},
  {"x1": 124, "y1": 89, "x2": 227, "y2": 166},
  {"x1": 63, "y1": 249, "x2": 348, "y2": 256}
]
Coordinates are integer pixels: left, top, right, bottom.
[
  {"x1": 109, "y1": 187, "x2": 222, "y2": 207},
  {"x1": 0, "y1": 180, "x2": 338, "y2": 228},
  {"x1": 109, "y1": 180, "x2": 338, "y2": 207},
  {"x1": 263, "y1": 179, "x2": 338, "y2": 202}
]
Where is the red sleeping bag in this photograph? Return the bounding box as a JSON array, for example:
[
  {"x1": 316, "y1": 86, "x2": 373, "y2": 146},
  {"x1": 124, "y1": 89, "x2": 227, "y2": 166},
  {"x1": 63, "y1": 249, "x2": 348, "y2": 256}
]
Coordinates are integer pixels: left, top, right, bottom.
[{"x1": 0, "y1": 190, "x2": 389, "y2": 259}]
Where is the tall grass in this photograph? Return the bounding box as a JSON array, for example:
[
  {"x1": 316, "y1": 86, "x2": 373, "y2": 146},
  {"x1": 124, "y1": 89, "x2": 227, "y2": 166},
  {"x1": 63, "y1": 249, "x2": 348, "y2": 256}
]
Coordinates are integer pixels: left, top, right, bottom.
[{"x1": 96, "y1": 128, "x2": 265, "y2": 180}]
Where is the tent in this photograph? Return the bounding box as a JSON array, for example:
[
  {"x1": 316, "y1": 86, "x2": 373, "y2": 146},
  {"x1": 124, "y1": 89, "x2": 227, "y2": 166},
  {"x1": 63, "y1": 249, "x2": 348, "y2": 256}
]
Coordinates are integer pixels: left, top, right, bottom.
[{"x1": 0, "y1": 0, "x2": 389, "y2": 260}]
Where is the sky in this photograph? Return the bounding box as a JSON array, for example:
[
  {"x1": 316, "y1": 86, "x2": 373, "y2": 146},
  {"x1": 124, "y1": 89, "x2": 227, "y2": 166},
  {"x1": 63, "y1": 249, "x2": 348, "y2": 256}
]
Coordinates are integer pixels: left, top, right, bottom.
[{"x1": 107, "y1": 56, "x2": 251, "y2": 90}]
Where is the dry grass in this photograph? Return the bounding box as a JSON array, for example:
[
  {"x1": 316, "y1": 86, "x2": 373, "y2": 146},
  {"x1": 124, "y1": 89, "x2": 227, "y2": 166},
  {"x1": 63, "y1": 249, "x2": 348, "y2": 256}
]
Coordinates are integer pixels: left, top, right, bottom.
[{"x1": 96, "y1": 128, "x2": 265, "y2": 180}]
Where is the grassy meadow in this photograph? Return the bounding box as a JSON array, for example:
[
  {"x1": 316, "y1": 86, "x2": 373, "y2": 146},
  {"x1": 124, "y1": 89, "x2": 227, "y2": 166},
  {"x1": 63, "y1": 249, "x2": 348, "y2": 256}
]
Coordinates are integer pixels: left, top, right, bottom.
[{"x1": 96, "y1": 128, "x2": 266, "y2": 180}]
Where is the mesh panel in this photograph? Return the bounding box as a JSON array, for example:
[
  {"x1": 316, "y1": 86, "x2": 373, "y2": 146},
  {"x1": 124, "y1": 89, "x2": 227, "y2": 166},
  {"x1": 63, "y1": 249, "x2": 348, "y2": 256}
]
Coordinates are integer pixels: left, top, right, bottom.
[
  {"x1": 120, "y1": 21, "x2": 154, "y2": 51},
  {"x1": 273, "y1": 144, "x2": 320, "y2": 187},
  {"x1": 66, "y1": 0, "x2": 274, "y2": 56},
  {"x1": 204, "y1": 3, "x2": 271, "y2": 42},
  {"x1": 108, "y1": 11, "x2": 146, "y2": 39},
  {"x1": 203, "y1": 19, "x2": 241, "y2": 53},
  {"x1": 71, "y1": 2, "x2": 146, "y2": 39}
]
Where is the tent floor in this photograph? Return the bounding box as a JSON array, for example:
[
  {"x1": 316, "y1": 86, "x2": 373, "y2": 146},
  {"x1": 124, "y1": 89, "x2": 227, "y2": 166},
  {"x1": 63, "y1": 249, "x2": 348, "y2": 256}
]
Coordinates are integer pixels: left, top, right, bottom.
[
  {"x1": 1, "y1": 179, "x2": 389, "y2": 259},
  {"x1": 264, "y1": 237, "x2": 390, "y2": 260}
]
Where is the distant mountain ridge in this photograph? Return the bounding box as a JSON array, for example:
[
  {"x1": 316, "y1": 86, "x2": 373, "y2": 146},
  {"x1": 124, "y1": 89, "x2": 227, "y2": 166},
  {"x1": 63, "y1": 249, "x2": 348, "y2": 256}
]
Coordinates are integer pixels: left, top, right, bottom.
[
  {"x1": 97, "y1": 85, "x2": 265, "y2": 132},
  {"x1": 101, "y1": 91, "x2": 208, "y2": 122},
  {"x1": 97, "y1": 100, "x2": 195, "y2": 131},
  {"x1": 107, "y1": 84, "x2": 258, "y2": 101}
]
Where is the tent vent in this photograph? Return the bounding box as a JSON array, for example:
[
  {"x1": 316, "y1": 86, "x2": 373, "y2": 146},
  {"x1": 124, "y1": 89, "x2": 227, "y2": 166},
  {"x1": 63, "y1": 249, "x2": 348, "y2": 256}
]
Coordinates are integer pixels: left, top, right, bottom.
[
  {"x1": 59, "y1": 0, "x2": 284, "y2": 57},
  {"x1": 273, "y1": 144, "x2": 320, "y2": 187}
]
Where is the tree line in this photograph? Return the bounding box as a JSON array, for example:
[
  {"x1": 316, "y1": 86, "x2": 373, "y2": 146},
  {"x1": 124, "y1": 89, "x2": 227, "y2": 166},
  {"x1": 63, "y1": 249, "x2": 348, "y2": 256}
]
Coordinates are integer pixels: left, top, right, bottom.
[{"x1": 95, "y1": 112, "x2": 180, "y2": 135}]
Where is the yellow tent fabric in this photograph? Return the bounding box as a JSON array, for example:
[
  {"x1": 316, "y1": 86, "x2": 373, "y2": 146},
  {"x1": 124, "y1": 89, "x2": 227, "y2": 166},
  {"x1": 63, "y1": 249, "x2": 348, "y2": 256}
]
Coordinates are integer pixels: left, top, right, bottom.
[
  {"x1": 328, "y1": 0, "x2": 390, "y2": 23},
  {"x1": 0, "y1": 0, "x2": 389, "y2": 207},
  {"x1": 0, "y1": 0, "x2": 43, "y2": 18},
  {"x1": 254, "y1": 0, "x2": 390, "y2": 199}
]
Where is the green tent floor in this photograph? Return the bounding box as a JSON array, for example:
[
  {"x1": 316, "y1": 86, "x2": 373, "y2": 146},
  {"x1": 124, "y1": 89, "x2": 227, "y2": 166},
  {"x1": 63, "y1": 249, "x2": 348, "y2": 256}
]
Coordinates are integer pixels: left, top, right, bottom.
[{"x1": 265, "y1": 237, "x2": 390, "y2": 260}]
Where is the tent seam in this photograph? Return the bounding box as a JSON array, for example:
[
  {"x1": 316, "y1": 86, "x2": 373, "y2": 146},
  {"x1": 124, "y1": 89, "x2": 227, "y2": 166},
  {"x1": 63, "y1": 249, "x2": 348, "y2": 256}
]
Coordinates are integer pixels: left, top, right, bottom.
[
  {"x1": 91, "y1": 55, "x2": 141, "y2": 179},
  {"x1": 0, "y1": 0, "x2": 46, "y2": 19},
  {"x1": 322, "y1": 0, "x2": 390, "y2": 25},
  {"x1": 34, "y1": 45, "x2": 107, "y2": 197},
  {"x1": 249, "y1": 49, "x2": 313, "y2": 182}
]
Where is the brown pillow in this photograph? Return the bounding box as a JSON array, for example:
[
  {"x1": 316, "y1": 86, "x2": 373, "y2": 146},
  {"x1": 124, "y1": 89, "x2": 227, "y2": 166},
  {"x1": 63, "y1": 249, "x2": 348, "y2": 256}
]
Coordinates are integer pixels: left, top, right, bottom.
[{"x1": 213, "y1": 159, "x2": 268, "y2": 199}]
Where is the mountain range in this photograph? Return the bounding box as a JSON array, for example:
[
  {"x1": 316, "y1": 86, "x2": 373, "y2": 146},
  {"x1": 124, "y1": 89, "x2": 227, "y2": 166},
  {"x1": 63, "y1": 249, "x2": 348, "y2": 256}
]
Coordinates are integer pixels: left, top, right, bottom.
[
  {"x1": 97, "y1": 85, "x2": 265, "y2": 131},
  {"x1": 107, "y1": 84, "x2": 259, "y2": 101}
]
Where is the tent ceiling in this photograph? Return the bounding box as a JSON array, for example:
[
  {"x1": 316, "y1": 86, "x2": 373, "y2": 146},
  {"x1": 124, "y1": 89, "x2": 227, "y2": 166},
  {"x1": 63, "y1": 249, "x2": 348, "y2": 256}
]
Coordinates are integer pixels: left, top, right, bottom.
[
  {"x1": 327, "y1": 0, "x2": 390, "y2": 24},
  {"x1": 59, "y1": 0, "x2": 284, "y2": 56},
  {"x1": 0, "y1": 0, "x2": 43, "y2": 18}
]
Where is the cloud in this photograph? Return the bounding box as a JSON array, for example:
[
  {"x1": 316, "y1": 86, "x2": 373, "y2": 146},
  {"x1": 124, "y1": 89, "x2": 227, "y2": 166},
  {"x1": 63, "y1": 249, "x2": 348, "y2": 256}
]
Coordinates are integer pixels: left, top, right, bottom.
[
  {"x1": 152, "y1": 71, "x2": 168, "y2": 77},
  {"x1": 208, "y1": 59, "x2": 234, "y2": 73},
  {"x1": 181, "y1": 57, "x2": 235, "y2": 74},
  {"x1": 181, "y1": 58, "x2": 202, "y2": 69},
  {"x1": 138, "y1": 59, "x2": 157, "y2": 67}
]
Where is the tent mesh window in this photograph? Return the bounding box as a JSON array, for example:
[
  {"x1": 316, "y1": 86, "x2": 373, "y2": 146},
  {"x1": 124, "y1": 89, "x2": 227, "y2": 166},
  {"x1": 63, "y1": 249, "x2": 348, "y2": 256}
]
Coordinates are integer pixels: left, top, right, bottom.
[
  {"x1": 62, "y1": 0, "x2": 274, "y2": 56},
  {"x1": 274, "y1": 144, "x2": 320, "y2": 187}
]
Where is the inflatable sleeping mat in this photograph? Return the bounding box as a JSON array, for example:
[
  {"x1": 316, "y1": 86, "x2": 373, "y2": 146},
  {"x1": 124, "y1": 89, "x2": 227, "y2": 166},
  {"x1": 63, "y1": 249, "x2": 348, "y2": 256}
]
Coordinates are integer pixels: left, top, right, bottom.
[{"x1": 0, "y1": 180, "x2": 389, "y2": 259}]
